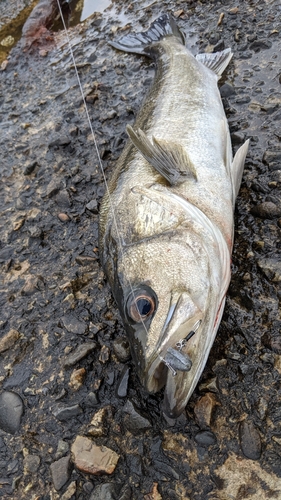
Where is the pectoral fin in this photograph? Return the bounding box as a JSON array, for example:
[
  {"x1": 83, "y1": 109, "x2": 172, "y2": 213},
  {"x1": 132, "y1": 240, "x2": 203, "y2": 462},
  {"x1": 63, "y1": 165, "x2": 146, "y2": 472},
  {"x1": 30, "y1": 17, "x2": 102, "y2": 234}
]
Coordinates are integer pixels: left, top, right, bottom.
[
  {"x1": 231, "y1": 139, "x2": 249, "y2": 199},
  {"x1": 126, "y1": 125, "x2": 197, "y2": 186}
]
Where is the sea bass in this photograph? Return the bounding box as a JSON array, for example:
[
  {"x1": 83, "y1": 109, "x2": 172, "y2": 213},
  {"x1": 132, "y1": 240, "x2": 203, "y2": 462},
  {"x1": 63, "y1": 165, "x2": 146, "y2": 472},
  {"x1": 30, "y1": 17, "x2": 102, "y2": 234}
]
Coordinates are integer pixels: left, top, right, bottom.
[{"x1": 99, "y1": 14, "x2": 249, "y2": 417}]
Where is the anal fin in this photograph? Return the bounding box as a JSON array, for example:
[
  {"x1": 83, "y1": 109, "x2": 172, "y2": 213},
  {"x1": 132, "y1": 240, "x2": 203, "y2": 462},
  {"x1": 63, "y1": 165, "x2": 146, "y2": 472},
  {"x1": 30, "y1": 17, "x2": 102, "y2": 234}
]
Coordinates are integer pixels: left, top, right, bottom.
[{"x1": 126, "y1": 125, "x2": 197, "y2": 186}]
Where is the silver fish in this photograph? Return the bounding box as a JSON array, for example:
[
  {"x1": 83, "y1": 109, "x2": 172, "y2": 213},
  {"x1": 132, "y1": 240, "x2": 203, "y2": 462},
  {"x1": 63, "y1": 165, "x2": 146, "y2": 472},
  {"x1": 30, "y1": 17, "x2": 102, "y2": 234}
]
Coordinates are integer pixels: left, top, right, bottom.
[{"x1": 99, "y1": 14, "x2": 249, "y2": 417}]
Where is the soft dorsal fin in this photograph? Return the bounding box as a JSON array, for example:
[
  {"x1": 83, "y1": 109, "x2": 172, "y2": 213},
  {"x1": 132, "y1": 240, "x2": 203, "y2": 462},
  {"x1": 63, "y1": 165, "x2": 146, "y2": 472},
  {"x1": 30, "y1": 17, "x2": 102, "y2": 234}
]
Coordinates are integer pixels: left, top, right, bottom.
[
  {"x1": 126, "y1": 125, "x2": 197, "y2": 186},
  {"x1": 231, "y1": 140, "x2": 249, "y2": 199},
  {"x1": 196, "y1": 48, "x2": 233, "y2": 79}
]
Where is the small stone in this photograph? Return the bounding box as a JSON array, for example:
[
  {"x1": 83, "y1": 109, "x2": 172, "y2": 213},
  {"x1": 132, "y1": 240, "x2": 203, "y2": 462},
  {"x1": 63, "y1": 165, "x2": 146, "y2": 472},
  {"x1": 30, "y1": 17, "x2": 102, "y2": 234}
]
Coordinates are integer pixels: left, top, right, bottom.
[
  {"x1": 69, "y1": 367, "x2": 86, "y2": 390},
  {"x1": 251, "y1": 202, "x2": 281, "y2": 219},
  {"x1": 85, "y1": 392, "x2": 99, "y2": 408},
  {"x1": 71, "y1": 436, "x2": 119, "y2": 475},
  {"x1": 257, "y1": 259, "x2": 281, "y2": 282},
  {"x1": 63, "y1": 342, "x2": 96, "y2": 367},
  {"x1": 75, "y1": 255, "x2": 97, "y2": 266},
  {"x1": 0, "y1": 391, "x2": 24, "y2": 434},
  {"x1": 144, "y1": 482, "x2": 163, "y2": 500},
  {"x1": 123, "y1": 401, "x2": 152, "y2": 435},
  {"x1": 116, "y1": 366, "x2": 130, "y2": 398},
  {"x1": 87, "y1": 407, "x2": 107, "y2": 437},
  {"x1": 262, "y1": 150, "x2": 281, "y2": 170},
  {"x1": 60, "y1": 481, "x2": 76, "y2": 500},
  {"x1": 21, "y1": 276, "x2": 40, "y2": 295},
  {"x1": 113, "y1": 337, "x2": 131, "y2": 362},
  {"x1": 239, "y1": 420, "x2": 261, "y2": 460},
  {"x1": 61, "y1": 314, "x2": 87, "y2": 335},
  {"x1": 86, "y1": 200, "x2": 98, "y2": 213},
  {"x1": 199, "y1": 376, "x2": 219, "y2": 393},
  {"x1": 174, "y1": 9, "x2": 184, "y2": 18},
  {"x1": 89, "y1": 483, "x2": 122, "y2": 500},
  {"x1": 50, "y1": 455, "x2": 71, "y2": 491},
  {"x1": 45, "y1": 178, "x2": 61, "y2": 198},
  {"x1": 23, "y1": 454, "x2": 40, "y2": 473},
  {"x1": 56, "y1": 190, "x2": 71, "y2": 208},
  {"x1": 39, "y1": 49, "x2": 48, "y2": 57},
  {"x1": 220, "y1": 82, "x2": 236, "y2": 97},
  {"x1": 0, "y1": 329, "x2": 20, "y2": 353},
  {"x1": 249, "y1": 39, "x2": 272, "y2": 51},
  {"x1": 99, "y1": 345, "x2": 110, "y2": 363},
  {"x1": 23, "y1": 161, "x2": 37, "y2": 175},
  {"x1": 58, "y1": 213, "x2": 70, "y2": 222},
  {"x1": 194, "y1": 430, "x2": 217, "y2": 447},
  {"x1": 194, "y1": 393, "x2": 218, "y2": 428},
  {"x1": 231, "y1": 131, "x2": 245, "y2": 145},
  {"x1": 55, "y1": 439, "x2": 70, "y2": 460},
  {"x1": 53, "y1": 404, "x2": 83, "y2": 421}
]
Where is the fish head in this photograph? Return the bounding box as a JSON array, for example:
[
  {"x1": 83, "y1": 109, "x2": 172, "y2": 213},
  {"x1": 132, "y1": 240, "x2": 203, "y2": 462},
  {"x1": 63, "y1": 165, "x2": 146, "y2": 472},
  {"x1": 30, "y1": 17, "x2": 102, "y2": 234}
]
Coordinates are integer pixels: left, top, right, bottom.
[{"x1": 102, "y1": 185, "x2": 231, "y2": 417}]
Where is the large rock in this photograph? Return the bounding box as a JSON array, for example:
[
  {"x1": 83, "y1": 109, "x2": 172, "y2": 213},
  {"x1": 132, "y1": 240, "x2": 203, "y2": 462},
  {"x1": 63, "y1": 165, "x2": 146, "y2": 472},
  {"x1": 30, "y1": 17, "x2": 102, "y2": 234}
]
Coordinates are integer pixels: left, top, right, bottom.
[{"x1": 71, "y1": 436, "x2": 119, "y2": 475}]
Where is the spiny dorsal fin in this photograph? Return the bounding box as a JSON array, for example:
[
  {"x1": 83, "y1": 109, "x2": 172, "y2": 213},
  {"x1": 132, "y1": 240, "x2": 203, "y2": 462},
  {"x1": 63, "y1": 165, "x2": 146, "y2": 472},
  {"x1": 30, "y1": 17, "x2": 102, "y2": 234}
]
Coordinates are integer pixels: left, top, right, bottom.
[
  {"x1": 126, "y1": 125, "x2": 197, "y2": 186},
  {"x1": 231, "y1": 139, "x2": 249, "y2": 199},
  {"x1": 196, "y1": 48, "x2": 233, "y2": 79}
]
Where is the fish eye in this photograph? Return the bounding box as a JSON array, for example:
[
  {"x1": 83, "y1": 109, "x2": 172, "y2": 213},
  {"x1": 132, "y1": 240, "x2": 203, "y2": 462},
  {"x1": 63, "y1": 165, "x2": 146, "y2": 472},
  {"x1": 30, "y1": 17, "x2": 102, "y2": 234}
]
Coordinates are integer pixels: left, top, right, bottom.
[{"x1": 126, "y1": 288, "x2": 157, "y2": 323}]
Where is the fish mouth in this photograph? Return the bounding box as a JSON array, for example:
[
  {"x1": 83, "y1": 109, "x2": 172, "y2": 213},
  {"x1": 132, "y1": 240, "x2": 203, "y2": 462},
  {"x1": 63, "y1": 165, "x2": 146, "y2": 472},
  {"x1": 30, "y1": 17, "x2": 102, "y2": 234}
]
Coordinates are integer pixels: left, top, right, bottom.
[{"x1": 142, "y1": 293, "x2": 226, "y2": 418}]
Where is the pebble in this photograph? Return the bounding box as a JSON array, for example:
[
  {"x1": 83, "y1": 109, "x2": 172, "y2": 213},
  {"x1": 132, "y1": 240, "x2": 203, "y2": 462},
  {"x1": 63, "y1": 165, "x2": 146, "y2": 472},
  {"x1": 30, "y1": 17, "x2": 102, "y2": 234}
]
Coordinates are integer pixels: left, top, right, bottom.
[
  {"x1": 64, "y1": 342, "x2": 96, "y2": 367},
  {"x1": 249, "y1": 39, "x2": 272, "y2": 51},
  {"x1": 99, "y1": 345, "x2": 110, "y2": 363},
  {"x1": 23, "y1": 161, "x2": 37, "y2": 175},
  {"x1": 61, "y1": 314, "x2": 87, "y2": 335},
  {"x1": 55, "y1": 189, "x2": 71, "y2": 207},
  {"x1": 116, "y1": 366, "x2": 130, "y2": 398},
  {"x1": 84, "y1": 392, "x2": 99, "y2": 408},
  {"x1": 239, "y1": 420, "x2": 261, "y2": 460},
  {"x1": 123, "y1": 400, "x2": 152, "y2": 435},
  {"x1": 86, "y1": 199, "x2": 98, "y2": 213},
  {"x1": 89, "y1": 482, "x2": 122, "y2": 500},
  {"x1": 53, "y1": 404, "x2": 83, "y2": 421},
  {"x1": 69, "y1": 367, "x2": 86, "y2": 390},
  {"x1": 55, "y1": 439, "x2": 70, "y2": 460},
  {"x1": 87, "y1": 407, "x2": 107, "y2": 437},
  {"x1": 144, "y1": 482, "x2": 162, "y2": 500},
  {"x1": 71, "y1": 435, "x2": 119, "y2": 475},
  {"x1": 23, "y1": 454, "x2": 40, "y2": 473},
  {"x1": 220, "y1": 82, "x2": 236, "y2": 97},
  {"x1": 112, "y1": 337, "x2": 131, "y2": 362},
  {"x1": 262, "y1": 150, "x2": 281, "y2": 170},
  {"x1": 75, "y1": 255, "x2": 97, "y2": 265},
  {"x1": 50, "y1": 455, "x2": 71, "y2": 491},
  {"x1": 257, "y1": 258, "x2": 281, "y2": 282},
  {"x1": 194, "y1": 393, "x2": 218, "y2": 428},
  {"x1": 45, "y1": 178, "x2": 61, "y2": 198},
  {"x1": 60, "y1": 481, "x2": 76, "y2": 500},
  {"x1": 0, "y1": 391, "x2": 24, "y2": 434},
  {"x1": 251, "y1": 202, "x2": 281, "y2": 219},
  {"x1": 194, "y1": 430, "x2": 217, "y2": 447},
  {"x1": 58, "y1": 213, "x2": 70, "y2": 222},
  {"x1": 0, "y1": 329, "x2": 19, "y2": 353}
]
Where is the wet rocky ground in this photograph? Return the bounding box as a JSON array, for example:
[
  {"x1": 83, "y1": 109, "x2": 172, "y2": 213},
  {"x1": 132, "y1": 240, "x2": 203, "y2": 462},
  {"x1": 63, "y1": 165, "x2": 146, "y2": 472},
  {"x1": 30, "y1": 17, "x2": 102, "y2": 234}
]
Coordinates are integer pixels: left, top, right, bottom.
[{"x1": 0, "y1": 0, "x2": 281, "y2": 498}]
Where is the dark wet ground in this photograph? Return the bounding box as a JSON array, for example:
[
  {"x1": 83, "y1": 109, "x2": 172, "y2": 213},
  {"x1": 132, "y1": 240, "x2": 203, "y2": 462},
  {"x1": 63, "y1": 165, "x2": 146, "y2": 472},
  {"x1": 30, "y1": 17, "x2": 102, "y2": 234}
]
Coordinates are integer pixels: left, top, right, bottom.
[{"x1": 0, "y1": 0, "x2": 281, "y2": 499}]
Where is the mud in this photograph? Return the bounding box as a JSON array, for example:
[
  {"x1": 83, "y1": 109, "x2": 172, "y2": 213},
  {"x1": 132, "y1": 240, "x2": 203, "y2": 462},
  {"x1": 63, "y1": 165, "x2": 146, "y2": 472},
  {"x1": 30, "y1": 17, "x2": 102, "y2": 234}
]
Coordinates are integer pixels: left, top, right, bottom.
[{"x1": 0, "y1": 0, "x2": 281, "y2": 499}]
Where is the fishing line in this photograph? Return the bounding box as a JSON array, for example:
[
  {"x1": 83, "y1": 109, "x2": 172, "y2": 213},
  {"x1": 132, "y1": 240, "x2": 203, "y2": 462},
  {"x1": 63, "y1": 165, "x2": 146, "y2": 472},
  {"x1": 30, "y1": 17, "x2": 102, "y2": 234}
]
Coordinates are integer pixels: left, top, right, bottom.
[{"x1": 55, "y1": 1, "x2": 150, "y2": 337}]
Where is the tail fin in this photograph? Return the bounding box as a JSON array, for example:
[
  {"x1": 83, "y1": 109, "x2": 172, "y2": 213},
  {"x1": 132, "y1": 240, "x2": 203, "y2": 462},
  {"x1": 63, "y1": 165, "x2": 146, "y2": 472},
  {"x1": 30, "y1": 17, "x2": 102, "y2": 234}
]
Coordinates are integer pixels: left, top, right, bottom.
[{"x1": 109, "y1": 14, "x2": 184, "y2": 56}]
